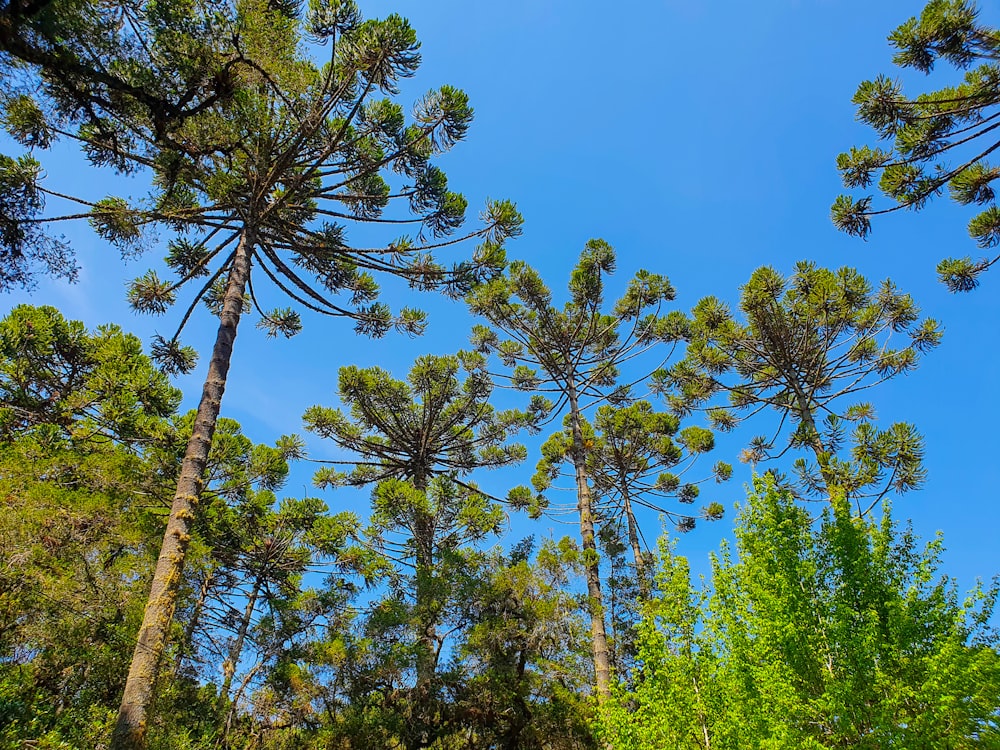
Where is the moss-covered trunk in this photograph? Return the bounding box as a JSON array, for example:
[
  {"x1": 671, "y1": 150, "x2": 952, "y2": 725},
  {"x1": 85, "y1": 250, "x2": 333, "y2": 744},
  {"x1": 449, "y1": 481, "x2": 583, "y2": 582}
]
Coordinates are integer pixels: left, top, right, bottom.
[{"x1": 111, "y1": 230, "x2": 253, "y2": 750}]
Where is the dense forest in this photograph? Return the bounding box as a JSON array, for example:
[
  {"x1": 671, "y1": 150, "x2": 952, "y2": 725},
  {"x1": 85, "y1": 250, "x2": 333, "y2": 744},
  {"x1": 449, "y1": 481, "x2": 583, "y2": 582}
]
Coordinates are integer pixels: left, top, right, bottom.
[{"x1": 1, "y1": 0, "x2": 999, "y2": 748}]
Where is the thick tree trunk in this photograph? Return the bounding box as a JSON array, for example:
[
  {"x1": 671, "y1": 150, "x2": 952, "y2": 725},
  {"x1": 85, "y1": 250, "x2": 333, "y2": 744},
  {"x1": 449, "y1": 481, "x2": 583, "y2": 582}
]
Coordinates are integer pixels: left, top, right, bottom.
[
  {"x1": 567, "y1": 388, "x2": 611, "y2": 702},
  {"x1": 111, "y1": 231, "x2": 253, "y2": 750}
]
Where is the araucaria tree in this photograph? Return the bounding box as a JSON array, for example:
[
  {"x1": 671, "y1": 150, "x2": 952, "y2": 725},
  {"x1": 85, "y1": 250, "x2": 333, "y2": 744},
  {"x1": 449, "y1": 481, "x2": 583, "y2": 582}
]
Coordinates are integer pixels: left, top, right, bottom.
[
  {"x1": 465, "y1": 239, "x2": 687, "y2": 701},
  {"x1": 832, "y1": 0, "x2": 1000, "y2": 292},
  {"x1": 0, "y1": 0, "x2": 251, "y2": 290},
  {"x1": 655, "y1": 263, "x2": 941, "y2": 515},
  {"x1": 584, "y1": 401, "x2": 729, "y2": 600},
  {"x1": 303, "y1": 354, "x2": 540, "y2": 748},
  {"x1": 0, "y1": 2, "x2": 521, "y2": 746}
]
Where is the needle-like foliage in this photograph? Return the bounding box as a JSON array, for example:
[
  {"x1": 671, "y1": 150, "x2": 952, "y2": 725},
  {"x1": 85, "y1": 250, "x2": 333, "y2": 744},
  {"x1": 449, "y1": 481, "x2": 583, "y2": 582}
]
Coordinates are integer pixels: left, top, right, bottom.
[
  {"x1": 832, "y1": 0, "x2": 1000, "y2": 291},
  {"x1": 0, "y1": 0, "x2": 263, "y2": 290},
  {"x1": 0, "y1": 2, "x2": 526, "y2": 745},
  {"x1": 465, "y1": 238, "x2": 686, "y2": 702},
  {"x1": 653, "y1": 263, "x2": 941, "y2": 516},
  {"x1": 304, "y1": 353, "x2": 540, "y2": 749},
  {"x1": 583, "y1": 401, "x2": 730, "y2": 593}
]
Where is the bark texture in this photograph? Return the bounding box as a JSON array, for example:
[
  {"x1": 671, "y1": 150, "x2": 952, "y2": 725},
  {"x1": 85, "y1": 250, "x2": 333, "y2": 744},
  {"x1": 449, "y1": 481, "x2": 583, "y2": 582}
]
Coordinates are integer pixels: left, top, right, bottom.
[
  {"x1": 111, "y1": 232, "x2": 252, "y2": 750},
  {"x1": 568, "y1": 388, "x2": 611, "y2": 702},
  {"x1": 622, "y1": 491, "x2": 650, "y2": 600}
]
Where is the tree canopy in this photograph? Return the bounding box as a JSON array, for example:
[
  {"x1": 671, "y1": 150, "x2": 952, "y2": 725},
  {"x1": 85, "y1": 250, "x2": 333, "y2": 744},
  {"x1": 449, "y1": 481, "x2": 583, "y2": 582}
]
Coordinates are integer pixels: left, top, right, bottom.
[{"x1": 833, "y1": 0, "x2": 1000, "y2": 291}]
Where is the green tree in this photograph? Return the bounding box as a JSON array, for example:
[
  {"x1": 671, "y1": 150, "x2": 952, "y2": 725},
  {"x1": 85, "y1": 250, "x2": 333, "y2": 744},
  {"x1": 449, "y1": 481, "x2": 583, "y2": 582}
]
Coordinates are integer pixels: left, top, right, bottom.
[
  {"x1": 654, "y1": 263, "x2": 941, "y2": 515},
  {"x1": 456, "y1": 537, "x2": 595, "y2": 750},
  {"x1": 37, "y1": 3, "x2": 520, "y2": 745},
  {"x1": 0, "y1": 306, "x2": 179, "y2": 747},
  {"x1": 303, "y1": 353, "x2": 538, "y2": 748},
  {"x1": 0, "y1": 0, "x2": 261, "y2": 289},
  {"x1": 466, "y1": 239, "x2": 685, "y2": 702},
  {"x1": 831, "y1": 0, "x2": 1000, "y2": 291},
  {"x1": 0, "y1": 304, "x2": 179, "y2": 442},
  {"x1": 603, "y1": 479, "x2": 1000, "y2": 749},
  {"x1": 207, "y1": 493, "x2": 351, "y2": 746}
]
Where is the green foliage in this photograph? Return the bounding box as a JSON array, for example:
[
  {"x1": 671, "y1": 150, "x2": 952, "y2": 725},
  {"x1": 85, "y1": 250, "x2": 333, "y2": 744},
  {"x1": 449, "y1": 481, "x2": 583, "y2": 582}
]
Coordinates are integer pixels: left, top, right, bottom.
[
  {"x1": 602, "y1": 479, "x2": 1000, "y2": 749},
  {"x1": 0, "y1": 153, "x2": 75, "y2": 290},
  {"x1": 0, "y1": 308, "x2": 180, "y2": 748},
  {"x1": 304, "y1": 353, "x2": 543, "y2": 747},
  {"x1": 305, "y1": 354, "x2": 540, "y2": 492},
  {"x1": 654, "y1": 263, "x2": 939, "y2": 512},
  {"x1": 0, "y1": 304, "x2": 180, "y2": 443},
  {"x1": 834, "y1": 0, "x2": 1000, "y2": 290},
  {"x1": 468, "y1": 239, "x2": 692, "y2": 701},
  {"x1": 0, "y1": 0, "x2": 252, "y2": 289}
]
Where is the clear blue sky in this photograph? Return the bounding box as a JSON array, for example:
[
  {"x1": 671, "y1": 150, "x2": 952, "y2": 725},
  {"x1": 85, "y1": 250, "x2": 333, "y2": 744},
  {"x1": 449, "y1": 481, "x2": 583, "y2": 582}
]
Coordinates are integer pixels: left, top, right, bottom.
[{"x1": 7, "y1": 0, "x2": 999, "y2": 591}]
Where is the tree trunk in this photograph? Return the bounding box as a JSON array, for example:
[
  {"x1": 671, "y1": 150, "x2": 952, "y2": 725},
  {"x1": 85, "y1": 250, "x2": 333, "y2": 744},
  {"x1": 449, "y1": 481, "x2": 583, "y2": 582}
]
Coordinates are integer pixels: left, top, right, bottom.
[
  {"x1": 111, "y1": 230, "x2": 253, "y2": 750},
  {"x1": 568, "y1": 387, "x2": 611, "y2": 702},
  {"x1": 411, "y1": 474, "x2": 437, "y2": 750},
  {"x1": 219, "y1": 575, "x2": 262, "y2": 747},
  {"x1": 789, "y1": 385, "x2": 839, "y2": 501},
  {"x1": 173, "y1": 567, "x2": 215, "y2": 676},
  {"x1": 622, "y1": 489, "x2": 650, "y2": 600},
  {"x1": 412, "y1": 476, "x2": 437, "y2": 692},
  {"x1": 221, "y1": 576, "x2": 261, "y2": 700}
]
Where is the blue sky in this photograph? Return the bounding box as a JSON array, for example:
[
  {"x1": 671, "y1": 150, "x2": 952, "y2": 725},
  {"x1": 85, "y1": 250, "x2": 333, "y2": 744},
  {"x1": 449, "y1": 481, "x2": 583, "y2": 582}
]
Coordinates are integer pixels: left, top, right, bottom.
[{"x1": 7, "y1": 0, "x2": 999, "y2": 592}]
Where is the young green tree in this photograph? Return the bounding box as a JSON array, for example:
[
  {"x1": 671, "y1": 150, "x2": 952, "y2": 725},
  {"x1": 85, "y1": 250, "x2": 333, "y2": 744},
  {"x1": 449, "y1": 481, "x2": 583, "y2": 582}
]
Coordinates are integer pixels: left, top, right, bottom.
[
  {"x1": 465, "y1": 239, "x2": 685, "y2": 702},
  {"x1": 654, "y1": 263, "x2": 941, "y2": 516},
  {"x1": 205, "y1": 493, "x2": 351, "y2": 746},
  {"x1": 599, "y1": 540, "x2": 715, "y2": 750},
  {"x1": 603, "y1": 479, "x2": 1000, "y2": 749},
  {"x1": 831, "y1": 0, "x2": 1000, "y2": 292},
  {"x1": 303, "y1": 353, "x2": 539, "y2": 748}
]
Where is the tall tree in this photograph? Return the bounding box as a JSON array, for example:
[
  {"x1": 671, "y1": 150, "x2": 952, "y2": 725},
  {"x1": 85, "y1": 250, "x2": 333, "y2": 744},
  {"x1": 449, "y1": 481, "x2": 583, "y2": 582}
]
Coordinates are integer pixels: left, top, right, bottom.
[
  {"x1": 303, "y1": 353, "x2": 539, "y2": 748},
  {"x1": 535, "y1": 401, "x2": 728, "y2": 677},
  {"x1": 12, "y1": 3, "x2": 524, "y2": 745},
  {"x1": 654, "y1": 263, "x2": 941, "y2": 515},
  {"x1": 0, "y1": 0, "x2": 259, "y2": 289},
  {"x1": 603, "y1": 479, "x2": 1000, "y2": 750},
  {"x1": 465, "y1": 239, "x2": 685, "y2": 702},
  {"x1": 831, "y1": 0, "x2": 1000, "y2": 292}
]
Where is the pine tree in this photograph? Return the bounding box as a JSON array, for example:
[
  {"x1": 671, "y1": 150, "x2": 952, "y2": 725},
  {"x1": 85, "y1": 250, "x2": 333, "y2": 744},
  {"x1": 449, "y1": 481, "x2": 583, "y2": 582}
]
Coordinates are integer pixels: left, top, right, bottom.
[
  {"x1": 304, "y1": 353, "x2": 539, "y2": 748},
  {"x1": 465, "y1": 239, "x2": 685, "y2": 702},
  {"x1": 654, "y1": 263, "x2": 941, "y2": 516},
  {"x1": 1, "y1": 3, "x2": 526, "y2": 745},
  {"x1": 832, "y1": 0, "x2": 1000, "y2": 291}
]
